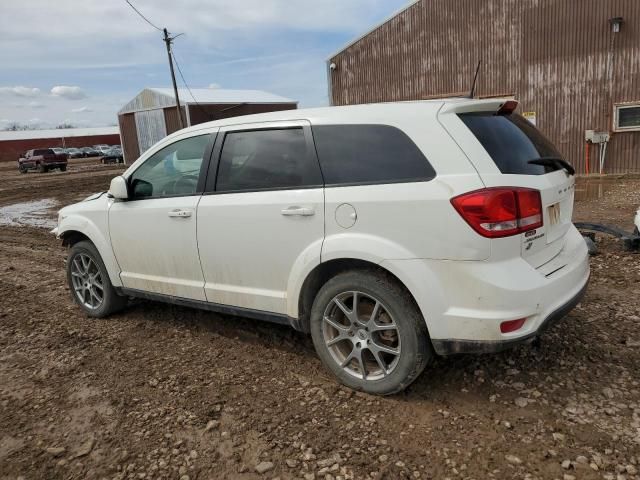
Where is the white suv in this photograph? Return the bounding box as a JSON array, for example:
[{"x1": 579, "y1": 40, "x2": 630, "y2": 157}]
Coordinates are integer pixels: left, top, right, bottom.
[{"x1": 54, "y1": 99, "x2": 589, "y2": 395}]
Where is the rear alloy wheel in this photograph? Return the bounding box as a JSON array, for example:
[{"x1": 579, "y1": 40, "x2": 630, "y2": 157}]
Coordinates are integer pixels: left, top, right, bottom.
[
  {"x1": 67, "y1": 240, "x2": 128, "y2": 317},
  {"x1": 310, "y1": 270, "x2": 432, "y2": 395}
]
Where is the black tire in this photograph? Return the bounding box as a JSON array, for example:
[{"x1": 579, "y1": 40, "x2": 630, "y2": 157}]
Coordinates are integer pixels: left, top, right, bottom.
[
  {"x1": 18, "y1": 165, "x2": 27, "y2": 174},
  {"x1": 67, "y1": 240, "x2": 128, "y2": 318},
  {"x1": 37, "y1": 163, "x2": 46, "y2": 173},
  {"x1": 60, "y1": 165, "x2": 67, "y2": 172},
  {"x1": 310, "y1": 269, "x2": 433, "y2": 395}
]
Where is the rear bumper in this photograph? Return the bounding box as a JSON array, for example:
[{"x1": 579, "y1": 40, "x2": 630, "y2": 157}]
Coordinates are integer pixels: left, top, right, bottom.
[
  {"x1": 431, "y1": 276, "x2": 588, "y2": 355},
  {"x1": 381, "y1": 225, "x2": 590, "y2": 356}
]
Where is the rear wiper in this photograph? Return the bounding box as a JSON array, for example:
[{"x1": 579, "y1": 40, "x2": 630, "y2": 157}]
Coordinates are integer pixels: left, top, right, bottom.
[{"x1": 527, "y1": 156, "x2": 575, "y2": 176}]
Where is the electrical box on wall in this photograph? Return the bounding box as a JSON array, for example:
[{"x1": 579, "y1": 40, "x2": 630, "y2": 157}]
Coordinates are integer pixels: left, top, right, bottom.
[{"x1": 585, "y1": 130, "x2": 610, "y2": 143}]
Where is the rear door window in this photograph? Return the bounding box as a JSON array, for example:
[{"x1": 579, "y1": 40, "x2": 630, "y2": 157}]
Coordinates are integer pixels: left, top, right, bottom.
[
  {"x1": 458, "y1": 113, "x2": 563, "y2": 175},
  {"x1": 215, "y1": 128, "x2": 322, "y2": 192},
  {"x1": 312, "y1": 124, "x2": 435, "y2": 186}
]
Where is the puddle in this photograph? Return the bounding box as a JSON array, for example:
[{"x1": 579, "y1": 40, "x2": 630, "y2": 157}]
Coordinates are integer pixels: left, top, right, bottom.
[
  {"x1": 575, "y1": 179, "x2": 616, "y2": 202},
  {"x1": 0, "y1": 199, "x2": 58, "y2": 229}
]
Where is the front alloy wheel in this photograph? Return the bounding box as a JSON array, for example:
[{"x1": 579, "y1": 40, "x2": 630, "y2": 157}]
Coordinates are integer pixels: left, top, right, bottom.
[
  {"x1": 66, "y1": 240, "x2": 128, "y2": 317},
  {"x1": 70, "y1": 253, "x2": 104, "y2": 310}
]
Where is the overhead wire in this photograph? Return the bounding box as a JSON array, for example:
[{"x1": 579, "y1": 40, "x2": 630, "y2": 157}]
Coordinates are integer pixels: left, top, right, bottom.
[{"x1": 123, "y1": 0, "x2": 163, "y2": 32}]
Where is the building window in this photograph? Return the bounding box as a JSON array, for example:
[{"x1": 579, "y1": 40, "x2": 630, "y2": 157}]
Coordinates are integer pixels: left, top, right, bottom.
[{"x1": 614, "y1": 103, "x2": 640, "y2": 132}]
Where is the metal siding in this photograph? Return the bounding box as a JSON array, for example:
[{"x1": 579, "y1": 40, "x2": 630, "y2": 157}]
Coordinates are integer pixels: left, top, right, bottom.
[
  {"x1": 118, "y1": 113, "x2": 139, "y2": 165},
  {"x1": 119, "y1": 88, "x2": 176, "y2": 114},
  {"x1": 330, "y1": 0, "x2": 640, "y2": 173},
  {"x1": 186, "y1": 103, "x2": 298, "y2": 126},
  {"x1": 164, "y1": 106, "x2": 185, "y2": 135},
  {"x1": 134, "y1": 109, "x2": 167, "y2": 155}
]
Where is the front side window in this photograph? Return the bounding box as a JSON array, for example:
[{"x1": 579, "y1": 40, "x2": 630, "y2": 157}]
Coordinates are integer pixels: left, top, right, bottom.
[
  {"x1": 312, "y1": 124, "x2": 436, "y2": 186},
  {"x1": 129, "y1": 134, "x2": 209, "y2": 199},
  {"x1": 216, "y1": 128, "x2": 322, "y2": 192}
]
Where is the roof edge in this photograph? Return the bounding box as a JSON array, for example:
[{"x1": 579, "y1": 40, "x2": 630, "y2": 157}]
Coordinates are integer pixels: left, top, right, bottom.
[{"x1": 326, "y1": 0, "x2": 420, "y2": 60}]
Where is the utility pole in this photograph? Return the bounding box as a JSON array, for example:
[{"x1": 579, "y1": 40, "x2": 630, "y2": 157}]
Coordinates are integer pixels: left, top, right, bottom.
[{"x1": 163, "y1": 28, "x2": 185, "y2": 129}]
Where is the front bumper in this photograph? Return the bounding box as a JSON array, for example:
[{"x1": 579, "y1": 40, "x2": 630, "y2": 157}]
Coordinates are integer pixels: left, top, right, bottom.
[{"x1": 431, "y1": 276, "x2": 589, "y2": 355}]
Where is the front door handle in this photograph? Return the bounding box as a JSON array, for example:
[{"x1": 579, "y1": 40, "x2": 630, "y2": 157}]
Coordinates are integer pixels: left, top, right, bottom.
[
  {"x1": 281, "y1": 206, "x2": 315, "y2": 217},
  {"x1": 168, "y1": 209, "x2": 192, "y2": 218}
]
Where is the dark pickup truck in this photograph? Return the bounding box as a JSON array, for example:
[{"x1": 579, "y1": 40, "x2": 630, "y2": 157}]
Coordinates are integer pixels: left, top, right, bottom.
[{"x1": 18, "y1": 149, "x2": 68, "y2": 173}]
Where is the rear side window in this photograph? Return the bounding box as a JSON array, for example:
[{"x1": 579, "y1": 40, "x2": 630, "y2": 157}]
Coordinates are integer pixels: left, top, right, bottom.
[
  {"x1": 312, "y1": 125, "x2": 435, "y2": 186},
  {"x1": 34, "y1": 149, "x2": 54, "y2": 155},
  {"x1": 216, "y1": 128, "x2": 322, "y2": 192},
  {"x1": 459, "y1": 113, "x2": 563, "y2": 175}
]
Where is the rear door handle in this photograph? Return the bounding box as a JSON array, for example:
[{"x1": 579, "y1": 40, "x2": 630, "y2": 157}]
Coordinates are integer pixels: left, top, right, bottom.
[
  {"x1": 281, "y1": 206, "x2": 315, "y2": 217},
  {"x1": 168, "y1": 209, "x2": 192, "y2": 218}
]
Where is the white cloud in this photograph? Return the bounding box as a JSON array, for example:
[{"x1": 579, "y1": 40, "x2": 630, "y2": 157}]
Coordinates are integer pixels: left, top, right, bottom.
[
  {"x1": 51, "y1": 86, "x2": 87, "y2": 100},
  {"x1": 71, "y1": 106, "x2": 93, "y2": 113},
  {"x1": 0, "y1": 86, "x2": 41, "y2": 97},
  {"x1": 208, "y1": 83, "x2": 221, "y2": 89},
  {"x1": 28, "y1": 101, "x2": 45, "y2": 109}
]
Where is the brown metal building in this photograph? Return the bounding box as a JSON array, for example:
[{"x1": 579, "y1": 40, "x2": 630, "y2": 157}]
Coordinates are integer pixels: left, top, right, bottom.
[
  {"x1": 328, "y1": 0, "x2": 640, "y2": 174},
  {"x1": 0, "y1": 127, "x2": 120, "y2": 163},
  {"x1": 117, "y1": 88, "x2": 297, "y2": 164}
]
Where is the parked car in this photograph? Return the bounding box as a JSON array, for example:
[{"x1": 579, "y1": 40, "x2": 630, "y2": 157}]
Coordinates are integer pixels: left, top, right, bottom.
[
  {"x1": 81, "y1": 147, "x2": 100, "y2": 158},
  {"x1": 51, "y1": 147, "x2": 66, "y2": 155},
  {"x1": 54, "y1": 99, "x2": 589, "y2": 394},
  {"x1": 19, "y1": 148, "x2": 67, "y2": 173},
  {"x1": 100, "y1": 146, "x2": 123, "y2": 164},
  {"x1": 93, "y1": 145, "x2": 111, "y2": 155},
  {"x1": 65, "y1": 147, "x2": 84, "y2": 159}
]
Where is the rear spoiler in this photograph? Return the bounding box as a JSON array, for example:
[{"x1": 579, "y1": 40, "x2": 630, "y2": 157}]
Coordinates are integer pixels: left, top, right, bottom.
[{"x1": 438, "y1": 98, "x2": 518, "y2": 115}]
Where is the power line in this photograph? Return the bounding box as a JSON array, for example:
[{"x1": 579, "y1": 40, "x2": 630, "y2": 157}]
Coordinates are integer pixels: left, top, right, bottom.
[
  {"x1": 171, "y1": 49, "x2": 216, "y2": 121},
  {"x1": 124, "y1": 0, "x2": 162, "y2": 32}
]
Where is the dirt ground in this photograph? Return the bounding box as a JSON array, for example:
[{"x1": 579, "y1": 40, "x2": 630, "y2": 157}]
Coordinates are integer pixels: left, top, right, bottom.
[{"x1": 1, "y1": 161, "x2": 639, "y2": 480}]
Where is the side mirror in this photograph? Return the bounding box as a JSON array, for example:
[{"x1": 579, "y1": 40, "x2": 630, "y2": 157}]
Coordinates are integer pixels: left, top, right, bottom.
[{"x1": 108, "y1": 176, "x2": 129, "y2": 200}]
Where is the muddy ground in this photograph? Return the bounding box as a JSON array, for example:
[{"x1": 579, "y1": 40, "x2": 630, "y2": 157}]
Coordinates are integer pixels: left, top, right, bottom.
[{"x1": 1, "y1": 161, "x2": 639, "y2": 480}]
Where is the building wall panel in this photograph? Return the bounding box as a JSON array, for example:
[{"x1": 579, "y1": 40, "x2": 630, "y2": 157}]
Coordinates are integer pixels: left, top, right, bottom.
[
  {"x1": 118, "y1": 113, "x2": 139, "y2": 165},
  {"x1": 164, "y1": 106, "x2": 186, "y2": 135},
  {"x1": 187, "y1": 103, "x2": 297, "y2": 126},
  {"x1": 134, "y1": 109, "x2": 167, "y2": 155},
  {"x1": 330, "y1": 0, "x2": 640, "y2": 173}
]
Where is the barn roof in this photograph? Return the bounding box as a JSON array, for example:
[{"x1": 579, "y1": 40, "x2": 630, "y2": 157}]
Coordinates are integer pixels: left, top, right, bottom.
[
  {"x1": 119, "y1": 88, "x2": 296, "y2": 114},
  {"x1": 0, "y1": 126, "x2": 119, "y2": 141}
]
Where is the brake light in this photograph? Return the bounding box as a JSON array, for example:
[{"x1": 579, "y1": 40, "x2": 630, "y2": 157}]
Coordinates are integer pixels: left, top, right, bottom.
[
  {"x1": 451, "y1": 187, "x2": 543, "y2": 238},
  {"x1": 498, "y1": 100, "x2": 519, "y2": 115}
]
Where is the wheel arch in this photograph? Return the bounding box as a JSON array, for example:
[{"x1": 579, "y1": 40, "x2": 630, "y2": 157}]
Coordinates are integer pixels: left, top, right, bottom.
[
  {"x1": 58, "y1": 219, "x2": 122, "y2": 288},
  {"x1": 294, "y1": 258, "x2": 426, "y2": 335}
]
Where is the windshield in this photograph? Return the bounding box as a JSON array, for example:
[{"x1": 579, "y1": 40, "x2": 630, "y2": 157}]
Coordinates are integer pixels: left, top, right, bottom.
[{"x1": 458, "y1": 113, "x2": 564, "y2": 175}]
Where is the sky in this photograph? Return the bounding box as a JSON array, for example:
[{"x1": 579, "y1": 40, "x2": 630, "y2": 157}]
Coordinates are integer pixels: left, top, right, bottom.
[{"x1": 0, "y1": 0, "x2": 411, "y2": 129}]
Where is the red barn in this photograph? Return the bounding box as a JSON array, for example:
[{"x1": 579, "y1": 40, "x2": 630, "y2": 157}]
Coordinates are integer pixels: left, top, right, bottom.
[{"x1": 0, "y1": 127, "x2": 120, "y2": 163}]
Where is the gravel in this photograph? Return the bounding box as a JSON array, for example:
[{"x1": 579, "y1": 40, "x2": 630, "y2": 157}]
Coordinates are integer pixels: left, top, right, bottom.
[{"x1": 1, "y1": 165, "x2": 639, "y2": 479}]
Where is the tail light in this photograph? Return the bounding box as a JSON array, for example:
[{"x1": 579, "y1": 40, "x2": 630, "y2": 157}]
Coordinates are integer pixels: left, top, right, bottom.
[{"x1": 451, "y1": 187, "x2": 543, "y2": 238}]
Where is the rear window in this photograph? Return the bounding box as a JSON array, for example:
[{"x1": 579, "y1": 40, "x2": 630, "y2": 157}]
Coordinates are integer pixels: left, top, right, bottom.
[
  {"x1": 312, "y1": 124, "x2": 436, "y2": 186},
  {"x1": 34, "y1": 149, "x2": 54, "y2": 155},
  {"x1": 458, "y1": 113, "x2": 563, "y2": 175}
]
